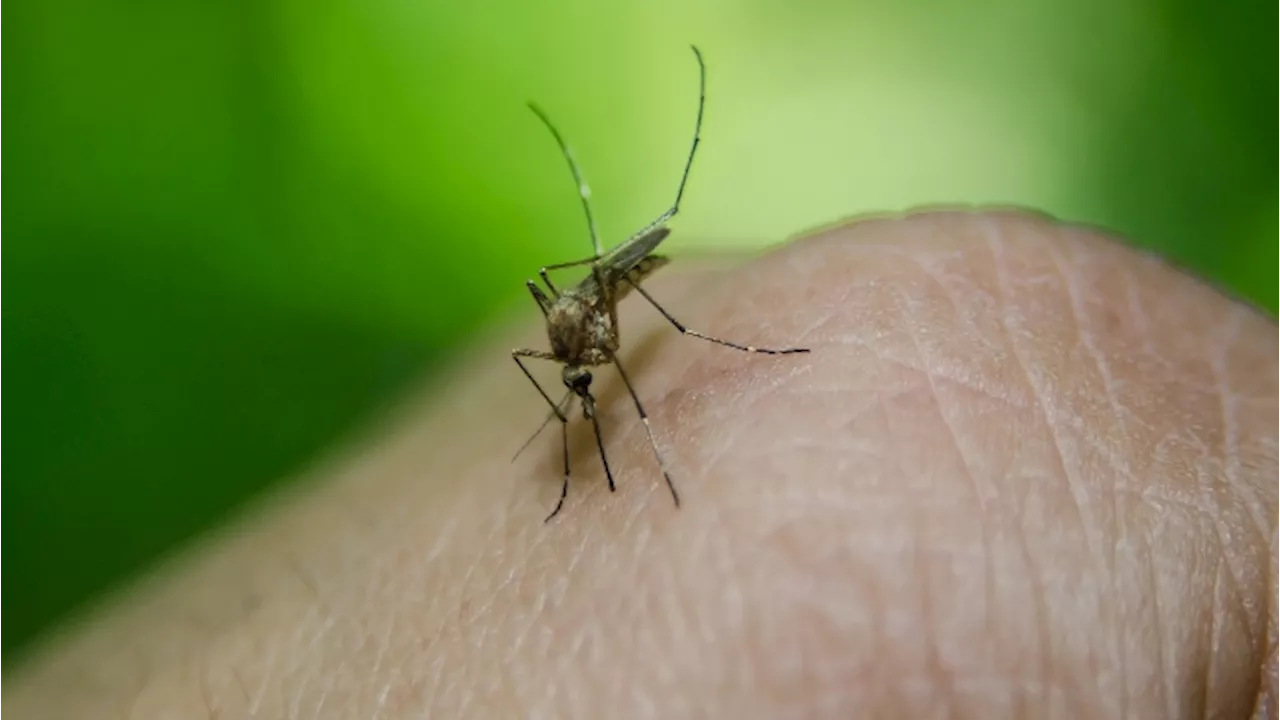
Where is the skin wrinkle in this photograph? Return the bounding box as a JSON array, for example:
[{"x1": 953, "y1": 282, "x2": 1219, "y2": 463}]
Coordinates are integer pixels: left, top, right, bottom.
[
  {"x1": 1215, "y1": 306, "x2": 1273, "y2": 550},
  {"x1": 878, "y1": 388, "x2": 950, "y2": 717},
  {"x1": 893, "y1": 278, "x2": 980, "y2": 713},
  {"x1": 983, "y1": 218, "x2": 1074, "y2": 715},
  {"x1": 612, "y1": 556, "x2": 646, "y2": 706},
  {"x1": 991, "y1": 221, "x2": 1159, "y2": 711},
  {"x1": 1113, "y1": 475, "x2": 1132, "y2": 718},
  {"x1": 1013, "y1": 467, "x2": 1055, "y2": 716},
  {"x1": 912, "y1": 517, "x2": 956, "y2": 714},
  {"x1": 1042, "y1": 241, "x2": 1133, "y2": 716},
  {"x1": 1210, "y1": 312, "x2": 1247, "y2": 535},
  {"x1": 1265, "y1": 532, "x2": 1280, "y2": 718},
  {"x1": 1002, "y1": 454, "x2": 1039, "y2": 718},
  {"x1": 366, "y1": 605, "x2": 394, "y2": 695},
  {"x1": 1150, "y1": 496, "x2": 1186, "y2": 720},
  {"x1": 1204, "y1": 555, "x2": 1225, "y2": 719},
  {"x1": 999, "y1": 225, "x2": 1113, "y2": 585},
  {"x1": 1190, "y1": 433, "x2": 1257, "y2": 651},
  {"x1": 909, "y1": 254, "x2": 1030, "y2": 412},
  {"x1": 5, "y1": 211, "x2": 1277, "y2": 719},
  {"x1": 312, "y1": 679, "x2": 333, "y2": 720},
  {"x1": 883, "y1": 395, "x2": 937, "y2": 715},
  {"x1": 895, "y1": 275, "x2": 1012, "y2": 713},
  {"x1": 1046, "y1": 241, "x2": 1144, "y2": 437},
  {"x1": 1157, "y1": 435, "x2": 1213, "y2": 707},
  {"x1": 284, "y1": 662, "x2": 310, "y2": 720},
  {"x1": 713, "y1": 507, "x2": 752, "y2": 694},
  {"x1": 826, "y1": 333, "x2": 1029, "y2": 414},
  {"x1": 1178, "y1": 455, "x2": 1221, "y2": 713},
  {"x1": 196, "y1": 652, "x2": 216, "y2": 719},
  {"x1": 856, "y1": 509, "x2": 896, "y2": 716}
]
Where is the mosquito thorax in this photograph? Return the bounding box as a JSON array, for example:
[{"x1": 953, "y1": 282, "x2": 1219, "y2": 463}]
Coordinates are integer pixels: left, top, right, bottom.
[{"x1": 546, "y1": 293, "x2": 615, "y2": 366}]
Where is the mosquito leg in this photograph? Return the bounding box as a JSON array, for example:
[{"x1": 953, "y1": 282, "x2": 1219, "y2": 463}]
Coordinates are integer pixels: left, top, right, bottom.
[
  {"x1": 625, "y1": 279, "x2": 810, "y2": 355},
  {"x1": 611, "y1": 356, "x2": 679, "y2": 508},
  {"x1": 539, "y1": 256, "x2": 601, "y2": 290},
  {"x1": 537, "y1": 271, "x2": 559, "y2": 297},
  {"x1": 544, "y1": 417, "x2": 572, "y2": 522},
  {"x1": 526, "y1": 103, "x2": 604, "y2": 257},
  {"x1": 513, "y1": 390, "x2": 573, "y2": 462},
  {"x1": 536, "y1": 255, "x2": 605, "y2": 298},
  {"x1": 635, "y1": 45, "x2": 706, "y2": 238},
  {"x1": 542, "y1": 256, "x2": 601, "y2": 272},
  {"x1": 508, "y1": 366, "x2": 574, "y2": 522},
  {"x1": 526, "y1": 280, "x2": 553, "y2": 314},
  {"x1": 582, "y1": 395, "x2": 616, "y2": 492},
  {"x1": 512, "y1": 349, "x2": 570, "y2": 419}
]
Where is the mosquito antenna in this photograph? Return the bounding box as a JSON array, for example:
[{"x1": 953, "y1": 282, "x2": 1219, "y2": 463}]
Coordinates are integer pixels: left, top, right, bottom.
[
  {"x1": 636, "y1": 44, "x2": 707, "y2": 238},
  {"x1": 527, "y1": 102, "x2": 603, "y2": 258},
  {"x1": 672, "y1": 46, "x2": 706, "y2": 219},
  {"x1": 512, "y1": 390, "x2": 574, "y2": 462}
]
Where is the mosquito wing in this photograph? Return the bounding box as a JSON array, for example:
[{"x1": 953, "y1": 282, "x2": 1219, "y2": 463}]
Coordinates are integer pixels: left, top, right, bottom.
[
  {"x1": 609, "y1": 254, "x2": 670, "y2": 303},
  {"x1": 574, "y1": 227, "x2": 672, "y2": 301},
  {"x1": 600, "y1": 227, "x2": 670, "y2": 278}
]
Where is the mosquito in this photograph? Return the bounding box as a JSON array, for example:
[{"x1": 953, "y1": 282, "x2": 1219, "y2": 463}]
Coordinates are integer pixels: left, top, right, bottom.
[{"x1": 513, "y1": 45, "x2": 810, "y2": 522}]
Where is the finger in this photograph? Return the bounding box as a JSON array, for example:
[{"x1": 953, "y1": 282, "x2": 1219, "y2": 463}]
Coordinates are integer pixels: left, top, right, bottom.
[{"x1": 5, "y1": 210, "x2": 1275, "y2": 720}]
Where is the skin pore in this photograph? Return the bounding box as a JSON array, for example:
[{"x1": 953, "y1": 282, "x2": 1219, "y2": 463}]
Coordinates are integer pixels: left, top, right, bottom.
[{"x1": 5, "y1": 211, "x2": 1276, "y2": 718}]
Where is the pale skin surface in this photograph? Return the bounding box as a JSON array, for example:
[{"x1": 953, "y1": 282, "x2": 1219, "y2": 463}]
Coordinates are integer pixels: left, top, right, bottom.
[{"x1": 5, "y1": 211, "x2": 1276, "y2": 718}]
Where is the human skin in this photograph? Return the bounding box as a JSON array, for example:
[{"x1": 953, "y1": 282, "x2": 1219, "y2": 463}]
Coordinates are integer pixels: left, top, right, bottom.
[{"x1": 4, "y1": 211, "x2": 1276, "y2": 718}]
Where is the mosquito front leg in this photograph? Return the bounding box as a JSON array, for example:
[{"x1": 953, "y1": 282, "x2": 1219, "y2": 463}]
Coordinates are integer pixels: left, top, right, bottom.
[
  {"x1": 537, "y1": 271, "x2": 559, "y2": 297},
  {"x1": 512, "y1": 351, "x2": 580, "y2": 521},
  {"x1": 537, "y1": 255, "x2": 600, "y2": 296},
  {"x1": 526, "y1": 280, "x2": 553, "y2": 316},
  {"x1": 512, "y1": 349, "x2": 570, "y2": 419},
  {"x1": 625, "y1": 279, "x2": 810, "y2": 355},
  {"x1": 513, "y1": 390, "x2": 573, "y2": 462}
]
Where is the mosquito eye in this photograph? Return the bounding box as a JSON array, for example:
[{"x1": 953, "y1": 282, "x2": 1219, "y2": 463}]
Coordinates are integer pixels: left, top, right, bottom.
[{"x1": 572, "y1": 371, "x2": 592, "y2": 391}]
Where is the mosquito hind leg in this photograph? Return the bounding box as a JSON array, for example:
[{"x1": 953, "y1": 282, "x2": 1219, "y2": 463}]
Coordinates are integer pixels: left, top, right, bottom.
[
  {"x1": 625, "y1": 279, "x2": 810, "y2": 355},
  {"x1": 512, "y1": 349, "x2": 571, "y2": 417}
]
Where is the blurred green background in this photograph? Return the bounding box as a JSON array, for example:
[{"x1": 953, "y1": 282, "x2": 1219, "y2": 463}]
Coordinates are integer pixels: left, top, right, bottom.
[{"x1": 4, "y1": 0, "x2": 1274, "y2": 662}]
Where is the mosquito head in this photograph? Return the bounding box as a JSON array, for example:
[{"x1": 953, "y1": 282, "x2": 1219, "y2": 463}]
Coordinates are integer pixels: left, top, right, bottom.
[
  {"x1": 563, "y1": 366, "x2": 599, "y2": 419},
  {"x1": 562, "y1": 365, "x2": 594, "y2": 398}
]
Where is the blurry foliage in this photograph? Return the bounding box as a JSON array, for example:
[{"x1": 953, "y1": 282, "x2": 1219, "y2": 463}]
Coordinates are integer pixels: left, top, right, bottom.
[
  {"x1": 3, "y1": 0, "x2": 1274, "y2": 661},
  {"x1": 1094, "y1": 0, "x2": 1276, "y2": 299}
]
